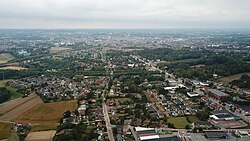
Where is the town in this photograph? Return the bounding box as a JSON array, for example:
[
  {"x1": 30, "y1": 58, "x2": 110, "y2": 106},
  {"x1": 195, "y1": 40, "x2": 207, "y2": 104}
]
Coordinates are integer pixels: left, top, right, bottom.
[{"x1": 0, "y1": 30, "x2": 250, "y2": 141}]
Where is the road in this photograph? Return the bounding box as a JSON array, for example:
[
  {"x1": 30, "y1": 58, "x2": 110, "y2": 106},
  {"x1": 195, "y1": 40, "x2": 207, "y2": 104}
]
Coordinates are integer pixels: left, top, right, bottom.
[
  {"x1": 128, "y1": 125, "x2": 139, "y2": 141},
  {"x1": 102, "y1": 49, "x2": 115, "y2": 141},
  {"x1": 102, "y1": 100, "x2": 114, "y2": 141}
]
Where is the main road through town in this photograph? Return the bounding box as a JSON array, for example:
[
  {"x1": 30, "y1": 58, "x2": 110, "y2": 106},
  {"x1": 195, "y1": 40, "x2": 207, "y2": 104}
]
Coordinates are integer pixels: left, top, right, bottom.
[{"x1": 102, "y1": 50, "x2": 115, "y2": 141}]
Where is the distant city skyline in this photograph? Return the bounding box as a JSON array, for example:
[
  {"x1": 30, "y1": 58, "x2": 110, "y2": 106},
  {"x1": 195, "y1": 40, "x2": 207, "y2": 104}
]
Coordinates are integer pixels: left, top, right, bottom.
[{"x1": 0, "y1": 0, "x2": 249, "y2": 29}]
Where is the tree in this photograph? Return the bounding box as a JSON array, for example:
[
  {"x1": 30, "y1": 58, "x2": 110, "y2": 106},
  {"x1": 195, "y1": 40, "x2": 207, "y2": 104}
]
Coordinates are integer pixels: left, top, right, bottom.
[
  {"x1": 185, "y1": 125, "x2": 191, "y2": 129},
  {"x1": 168, "y1": 123, "x2": 175, "y2": 128},
  {"x1": 196, "y1": 109, "x2": 211, "y2": 121},
  {"x1": 0, "y1": 88, "x2": 11, "y2": 103}
]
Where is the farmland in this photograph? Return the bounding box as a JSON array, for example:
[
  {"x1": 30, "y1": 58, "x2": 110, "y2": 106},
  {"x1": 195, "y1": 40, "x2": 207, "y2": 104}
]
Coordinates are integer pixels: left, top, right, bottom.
[
  {"x1": 0, "y1": 94, "x2": 43, "y2": 121},
  {"x1": 0, "y1": 122, "x2": 13, "y2": 140},
  {"x1": 0, "y1": 66, "x2": 27, "y2": 70},
  {"x1": 0, "y1": 53, "x2": 15, "y2": 64},
  {"x1": 0, "y1": 94, "x2": 38, "y2": 115},
  {"x1": 25, "y1": 130, "x2": 56, "y2": 141},
  {"x1": 218, "y1": 72, "x2": 250, "y2": 83},
  {"x1": 14, "y1": 100, "x2": 77, "y2": 131},
  {"x1": 168, "y1": 117, "x2": 189, "y2": 129}
]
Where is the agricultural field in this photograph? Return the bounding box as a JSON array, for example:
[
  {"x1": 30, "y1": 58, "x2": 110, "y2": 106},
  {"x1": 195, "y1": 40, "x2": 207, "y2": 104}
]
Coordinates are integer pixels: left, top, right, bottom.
[
  {"x1": 25, "y1": 130, "x2": 56, "y2": 141},
  {"x1": 168, "y1": 117, "x2": 189, "y2": 129},
  {"x1": 0, "y1": 66, "x2": 27, "y2": 70},
  {"x1": 0, "y1": 79, "x2": 11, "y2": 87},
  {"x1": 0, "y1": 53, "x2": 15, "y2": 64},
  {"x1": 0, "y1": 94, "x2": 37, "y2": 115},
  {"x1": 218, "y1": 72, "x2": 250, "y2": 83},
  {"x1": 14, "y1": 100, "x2": 77, "y2": 131},
  {"x1": 0, "y1": 94, "x2": 43, "y2": 121},
  {"x1": 50, "y1": 47, "x2": 72, "y2": 53},
  {"x1": 0, "y1": 122, "x2": 13, "y2": 140}
]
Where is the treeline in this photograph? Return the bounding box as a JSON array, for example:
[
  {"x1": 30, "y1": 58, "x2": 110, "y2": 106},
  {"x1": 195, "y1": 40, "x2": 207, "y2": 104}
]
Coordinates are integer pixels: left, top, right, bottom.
[
  {"x1": 0, "y1": 88, "x2": 11, "y2": 103},
  {"x1": 138, "y1": 48, "x2": 209, "y2": 61},
  {"x1": 140, "y1": 48, "x2": 250, "y2": 81}
]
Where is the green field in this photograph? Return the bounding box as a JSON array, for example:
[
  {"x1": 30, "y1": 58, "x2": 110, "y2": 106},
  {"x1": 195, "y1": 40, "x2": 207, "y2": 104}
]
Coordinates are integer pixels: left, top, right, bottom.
[
  {"x1": 6, "y1": 86, "x2": 23, "y2": 100},
  {"x1": 218, "y1": 72, "x2": 250, "y2": 83},
  {"x1": 168, "y1": 117, "x2": 189, "y2": 128}
]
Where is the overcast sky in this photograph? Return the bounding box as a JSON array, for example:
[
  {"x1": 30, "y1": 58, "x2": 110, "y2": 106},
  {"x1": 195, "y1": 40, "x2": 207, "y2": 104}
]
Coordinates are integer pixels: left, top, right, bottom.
[{"x1": 0, "y1": 0, "x2": 249, "y2": 29}]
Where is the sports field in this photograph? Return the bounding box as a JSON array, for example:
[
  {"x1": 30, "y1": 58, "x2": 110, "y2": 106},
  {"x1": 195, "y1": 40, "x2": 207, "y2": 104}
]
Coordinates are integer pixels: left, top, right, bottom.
[{"x1": 168, "y1": 117, "x2": 189, "y2": 128}]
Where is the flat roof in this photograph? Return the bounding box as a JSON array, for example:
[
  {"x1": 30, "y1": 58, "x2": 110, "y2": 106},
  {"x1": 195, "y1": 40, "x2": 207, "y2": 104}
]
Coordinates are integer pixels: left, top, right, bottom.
[
  {"x1": 205, "y1": 131, "x2": 227, "y2": 138},
  {"x1": 140, "y1": 135, "x2": 160, "y2": 140},
  {"x1": 187, "y1": 92, "x2": 199, "y2": 97},
  {"x1": 209, "y1": 89, "x2": 229, "y2": 97},
  {"x1": 135, "y1": 127, "x2": 155, "y2": 132},
  {"x1": 159, "y1": 136, "x2": 180, "y2": 141},
  {"x1": 164, "y1": 87, "x2": 176, "y2": 90}
]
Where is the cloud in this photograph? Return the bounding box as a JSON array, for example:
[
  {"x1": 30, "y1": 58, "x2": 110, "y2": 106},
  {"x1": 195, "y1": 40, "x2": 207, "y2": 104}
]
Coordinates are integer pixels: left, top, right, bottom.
[{"x1": 0, "y1": 0, "x2": 249, "y2": 28}]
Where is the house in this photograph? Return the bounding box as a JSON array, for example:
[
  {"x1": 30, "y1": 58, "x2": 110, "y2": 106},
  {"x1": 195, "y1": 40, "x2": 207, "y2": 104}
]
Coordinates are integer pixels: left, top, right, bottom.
[{"x1": 78, "y1": 105, "x2": 87, "y2": 115}]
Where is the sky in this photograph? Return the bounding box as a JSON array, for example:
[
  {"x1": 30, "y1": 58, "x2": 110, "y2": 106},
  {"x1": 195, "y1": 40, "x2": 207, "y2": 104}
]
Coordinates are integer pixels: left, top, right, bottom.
[{"x1": 0, "y1": 0, "x2": 249, "y2": 29}]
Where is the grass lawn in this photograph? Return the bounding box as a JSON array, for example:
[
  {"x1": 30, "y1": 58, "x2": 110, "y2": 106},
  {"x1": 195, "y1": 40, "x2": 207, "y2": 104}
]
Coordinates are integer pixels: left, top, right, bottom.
[
  {"x1": 186, "y1": 115, "x2": 200, "y2": 123},
  {"x1": 6, "y1": 86, "x2": 23, "y2": 100},
  {"x1": 0, "y1": 122, "x2": 13, "y2": 139},
  {"x1": 168, "y1": 117, "x2": 189, "y2": 129}
]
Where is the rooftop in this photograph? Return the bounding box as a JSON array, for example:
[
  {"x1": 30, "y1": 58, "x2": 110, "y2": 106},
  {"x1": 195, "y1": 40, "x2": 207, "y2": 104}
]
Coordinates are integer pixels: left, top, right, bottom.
[
  {"x1": 205, "y1": 131, "x2": 228, "y2": 139},
  {"x1": 209, "y1": 89, "x2": 229, "y2": 97},
  {"x1": 140, "y1": 135, "x2": 160, "y2": 141}
]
